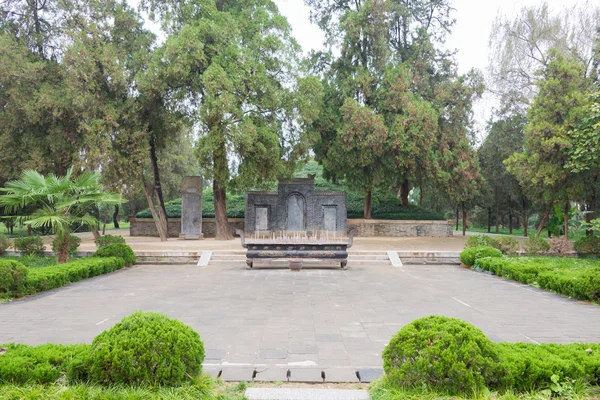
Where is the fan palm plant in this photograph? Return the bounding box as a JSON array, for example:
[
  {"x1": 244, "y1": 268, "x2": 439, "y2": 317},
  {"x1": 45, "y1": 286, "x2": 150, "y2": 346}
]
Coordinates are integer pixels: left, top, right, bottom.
[{"x1": 0, "y1": 169, "x2": 124, "y2": 263}]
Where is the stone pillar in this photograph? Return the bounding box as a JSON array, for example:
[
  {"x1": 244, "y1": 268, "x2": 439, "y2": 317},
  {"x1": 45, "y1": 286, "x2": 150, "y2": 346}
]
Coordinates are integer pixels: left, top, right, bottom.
[{"x1": 179, "y1": 176, "x2": 204, "y2": 239}]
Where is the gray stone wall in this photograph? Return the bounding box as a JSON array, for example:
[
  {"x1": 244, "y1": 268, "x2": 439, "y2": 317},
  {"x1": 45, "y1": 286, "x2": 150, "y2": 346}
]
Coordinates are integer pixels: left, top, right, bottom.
[
  {"x1": 130, "y1": 218, "x2": 452, "y2": 238},
  {"x1": 245, "y1": 177, "x2": 347, "y2": 234},
  {"x1": 130, "y1": 218, "x2": 244, "y2": 238}
]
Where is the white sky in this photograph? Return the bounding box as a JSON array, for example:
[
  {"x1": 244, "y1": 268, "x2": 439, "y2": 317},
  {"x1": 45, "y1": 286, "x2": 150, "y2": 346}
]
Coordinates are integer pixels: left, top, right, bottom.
[{"x1": 274, "y1": 0, "x2": 579, "y2": 142}]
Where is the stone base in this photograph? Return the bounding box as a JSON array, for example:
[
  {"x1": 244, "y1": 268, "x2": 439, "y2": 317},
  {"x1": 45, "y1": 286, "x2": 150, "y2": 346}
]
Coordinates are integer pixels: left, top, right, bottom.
[{"x1": 179, "y1": 233, "x2": 204, "y2": 240}]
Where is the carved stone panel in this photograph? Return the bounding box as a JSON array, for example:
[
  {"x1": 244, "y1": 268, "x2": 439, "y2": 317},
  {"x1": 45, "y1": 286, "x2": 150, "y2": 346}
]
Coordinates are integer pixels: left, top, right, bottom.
[
  {"x1": 255, "y1": 206, "x2": 269, "y2": 231},
  {"x1": 180, "y1": 176, "x2": 204, "y2": 239},
  {"x1": 323, "y1": 206, "x2": 337, "y2": 232},
  {"x1": 286, "y1": 194, "x2": 305, "y2": 231}
]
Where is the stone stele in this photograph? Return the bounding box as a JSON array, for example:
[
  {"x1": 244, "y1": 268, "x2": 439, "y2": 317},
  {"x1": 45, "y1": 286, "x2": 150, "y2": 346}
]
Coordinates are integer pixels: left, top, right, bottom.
[{"x1": 179, "y1": 176, "x2": 204, "y2": 240}]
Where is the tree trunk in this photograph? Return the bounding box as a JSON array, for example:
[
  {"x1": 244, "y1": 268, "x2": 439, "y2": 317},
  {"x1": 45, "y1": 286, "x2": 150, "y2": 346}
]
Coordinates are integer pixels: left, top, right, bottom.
[
  {"x1": 113, "y1": 205, "x2": 120, "y2": 229},
  {"x1": 149, "y1": 134, "x2": 168, "y2": 219},
  {"x1": 56, "y1": 232, "x2": 70, "y2": 264},
  {"x1": 419, "y1": 184, "x2": 423, "y2": 207},
  {"x1": 586, "y1": 174, "x2": 597, "y2": 236},
  {"x1": 536, "y1": 207, "x2": 551, "y2": 237},
  {"x1": 143, "y1": 184, "x2": 168, "y2": 241},
  {"x1": 564, "y1": 201, "x2": 569, "y2": 237},
  {"x1": 364, "y1": 189, "x2": 372, "y2": 219},
  {"x1": 27, "y1": 225, "x2": 32, "y2": 237},
  {"x1": 90, "y1": 225, "x2": 101, "y2": 240},
  {"x1": 509, "y1": 205, "x2": 513, "y2": 235},
  {"x1": 400, "y1": 179, "x2": 409, "y2": 207},
  {"x1": 213, "y1": 179, "x2": 233, "y2": 240},
  {"x1": 455, "y1": 206, "x2": 459, "y2": 231},
  {"x1": 495, "y1": 192, "x2": 499, "y2": 233},
  {"x1": 461, "y1": 201, "x2": 467, "y2": 236},
  {"x1": 487, "y1": 207, "x2": 491, "y2": 233},
  {"x1": 522, "y1": 198, "x2": 528, "y2": 237}
]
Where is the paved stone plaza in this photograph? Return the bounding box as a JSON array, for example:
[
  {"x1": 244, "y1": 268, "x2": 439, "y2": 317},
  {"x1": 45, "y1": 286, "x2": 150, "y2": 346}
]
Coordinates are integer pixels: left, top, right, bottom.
[{"x1": 2, "y1": 262, "x2": 600, "y2": 371}]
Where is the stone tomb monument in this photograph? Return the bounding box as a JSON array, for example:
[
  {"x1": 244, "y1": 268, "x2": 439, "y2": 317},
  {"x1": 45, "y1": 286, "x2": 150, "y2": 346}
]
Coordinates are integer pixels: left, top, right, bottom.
[
  {"x1": 244, "y1": 176, "x2": 347, "y2": 234},
  {"x1": 179, "y1": 176, "x2": 204, "y2": 239}
]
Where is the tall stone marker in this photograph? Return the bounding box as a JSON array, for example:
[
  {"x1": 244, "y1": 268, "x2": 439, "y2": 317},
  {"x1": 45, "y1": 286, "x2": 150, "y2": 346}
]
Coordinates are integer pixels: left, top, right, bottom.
[{"x1": 180, "y1": 176, "x2": 204, "y2": 239}]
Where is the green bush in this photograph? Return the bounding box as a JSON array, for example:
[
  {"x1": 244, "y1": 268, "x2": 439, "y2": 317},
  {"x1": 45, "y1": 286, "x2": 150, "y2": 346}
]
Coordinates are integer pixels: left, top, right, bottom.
[
  {"x1": 13, "y1": 236, "x2": 45, "y2": 256},
  {"x1": 52, "y1": 234, "x2": 81, "y2": 256},
  {"x1": 25, "y1": 257, "x2": 125, "y2": 295},
  {"x1": 460, "y1": 246, "x2": 503, "y2": 267},
  {"x1": 574, "y1": 235, "x2": 600, "y2": 257},
  {"x1": 382, "y1": 316, "x2": 501, "y2": 394},
  {"x1": 537, "y1": 267, "x2": 600, "y2": 302},
  {"x1": 87, "y1": 311, "x2": 205, "y2": 386},
  {"x1": 0, "y1": 260, "x2": 28, "y2": 297},
  {"x1": 94, "y1": 243, "x2": 136, "y2": 266},
  {"x1": 465, "y1": 234, "x2": 498, "y2": 249},
  {"x1": 496, "y1": 342, "x2": 600, "y2": 391},
  {"x1": 494, "y1": 236, "x2": 520, "y2": 254},
  {"x1": 523, "y1": 235, "x2": 550, "y2": 255},
  {"x1": 0, "y1": 234, "x2": 10, "y2": 255},
  {"x1": 0, "y1": 343, "x2": 90, "y2": 385},
  {"x1": 94, "y1": 234, "x2": 126, "y2": 248}
]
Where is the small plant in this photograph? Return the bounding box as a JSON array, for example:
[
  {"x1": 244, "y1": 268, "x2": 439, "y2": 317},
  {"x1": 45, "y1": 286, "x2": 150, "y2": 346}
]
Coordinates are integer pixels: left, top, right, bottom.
[
  {"x1": 94, "y1": 243, "x2": 136, "y2": 266},
  {"x1": 494, "y1": 236, "x2": 520, "y2": 254},
  {"x1": 86, "y1": 311, "x2": 205, "y2": 386},
  {"x1": 460, "y1": 246, "x2": 503, "y2": 267},
  {"x1": 382, "y1": 316, "x2": 501, "y2": 394},
  {"x1": 465, "y1": 234, "x2": 498, "y2": 249},
  {"x1": 0, "y1": 259, "x2": 28, "y2": 297},
  {"x1": 94, "y1": 234, "x2": 126, "y2": 248},
  {"x1": 52, "y1": 234, "x2": 81, "y2": 256},
  {"x1": 547, "y1": 236, "x2": 574, "y2": 255},
  {"x1": 14, "y1": 236, "x2": 45, "y2": 256},
  {"x1": 523, "y1": 235, "x2": 550, "y2": 255},
  {"x1": 573, "y1": 235, "x2": 600, "y2": 257},
  {"x1": 0, "y1": 234, "x2": 10, "y2": 255}
]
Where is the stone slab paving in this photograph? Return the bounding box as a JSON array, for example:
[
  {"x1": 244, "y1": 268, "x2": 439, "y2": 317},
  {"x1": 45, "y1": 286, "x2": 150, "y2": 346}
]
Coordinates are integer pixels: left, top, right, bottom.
[
  {"x1": 245, "y1": 388, "x2": 370, "y2": 400},
  {"x1": 1, "y1": 262, "x2": 600, "y2": 374}
]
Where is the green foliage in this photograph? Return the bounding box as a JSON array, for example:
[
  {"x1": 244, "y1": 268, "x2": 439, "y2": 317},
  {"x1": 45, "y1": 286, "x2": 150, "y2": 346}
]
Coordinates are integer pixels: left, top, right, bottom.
[
  {"x1": 465, "y1": 234, "x2": 498, "y2": 249},
  {"x1": 574, "y1": 235, "x2": 600, "y2": 257},
  {"x1": 94, "y1": 235, "x2": 126, "y2": 248},
  {"x1": 51, "y1": 235, "x2": 81, "y2": 256},
  {"x1": 494, "y1": 236, "x2": 520, "y2": 254},
  {"x1": 0, "y1": 343, "x2": 90, "y2": 385},
  {"x1": 460, "y1": 246, "x2": 503, "y2": 267},
  {"x1": 24, "y1": 257, "x2": 125, "y2": 297},
  {"x1": 87, "y1": 311, "x2": 205, "y2": 386},
  {"x1": 0, "y1": 260, "x2": 28, "y2": 297},
  {"x1": 0, "y1": 234, "x2": 10, "y2": 255},
  {"x1": 13, "y1": 236, "x2": 45, "y2": 256},
  {"x1": 496, "y1": 342, "x2": 600, "y2": 391},
  {"x1": 477, "y1": 257, "x2": 600, "y2": 301},
  {"x1": 523, "y1": 235, "x2": 550, "y2": 255},
  {"x1": 94, "y1": 244, "x2": 136, "y2": 267},
  {"x1": 382, "y1": 316, "x2": 500, "y2": 394}
]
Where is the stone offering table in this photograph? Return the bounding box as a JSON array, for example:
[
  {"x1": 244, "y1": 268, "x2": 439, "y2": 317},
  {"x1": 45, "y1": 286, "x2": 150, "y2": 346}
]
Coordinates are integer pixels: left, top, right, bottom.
[{"x1": 236, "y1": 229, "x2": 356, "y2": 270}]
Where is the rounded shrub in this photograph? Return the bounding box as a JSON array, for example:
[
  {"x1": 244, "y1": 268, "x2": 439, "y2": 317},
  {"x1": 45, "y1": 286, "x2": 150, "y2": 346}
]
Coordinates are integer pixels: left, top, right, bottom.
[
  {"x1": 382, "y1": 316, "x2": 500, "y2": 394},
  {"x1": 52, "y1": 234, "x2": 81, "y2": 256},
  {"x1": 460, "y1": 246, "x2": 503, "y2": 267},
  {"x1": 494, "y1": 236, "x2": 520, "y2": 255},
  {"x1": 14, "y1": 236, "x2": 45, "y2": 256},
  {"x1": 94, "y1": 243, "x2": 136, "y2": 266},
  {"x1": 523, "y1": 235, "x2": 550, "y2": 255},
  {"x1": 94, "y1": 234, "x2": 126, "y2": 248},
  {"x1": 0, "y1": 260, "x2": 28, "y2": 297},
  {"x1": 573, "y1": 235, "x2": 600, "y2": 257},
  {"x1": 0, "y1": 234, "x2": 10, "y2": 255},
  {"x1": 87, "y1": 311, "x2": 205, "y2": 386},
  {"x1": 465, "y1": 234, "x2": 498, "y2": 249}
]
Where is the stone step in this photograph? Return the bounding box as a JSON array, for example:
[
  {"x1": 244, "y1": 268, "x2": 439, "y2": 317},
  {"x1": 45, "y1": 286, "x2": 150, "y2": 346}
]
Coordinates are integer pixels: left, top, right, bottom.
[{"x1": 245, "y1": 388, "x2": 369, "y2": 400}]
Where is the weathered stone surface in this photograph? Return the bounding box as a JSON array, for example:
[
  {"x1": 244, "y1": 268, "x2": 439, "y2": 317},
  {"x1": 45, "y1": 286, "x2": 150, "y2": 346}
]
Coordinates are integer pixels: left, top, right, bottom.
[
  {"x1": 130, "y1": 218, "x2": 244, "y2": 238},
  {"x1": 286, "y1": 194, "x2": 305, "y2": 231},
  {"x1": 357, "y1": 368, "x2": 383, "y2": 383},
  {"x1": 220, "y1": 367, "x2": 255, "y2": 382},
  {"x1": 288, "y1": 368, "x2": 324, "y2": 383},
  {"x1": 180, "y1": 176, "x2": 203, "y2": 240},
  {"x1": 323, "y1": 206, "x2": 337, "y2": 232},
  {"x1": 245, "y1": 388, "x2": 370, "y2": 400},
  {"x1": 255, "y1": 207, "x2": 269, "y2": 231},
  {"x1": 253, "y1": 368, "x2": 289, "y2": 382},
  {"x1": 323, "y1": 368, "x2": 360, "y2": 383}
]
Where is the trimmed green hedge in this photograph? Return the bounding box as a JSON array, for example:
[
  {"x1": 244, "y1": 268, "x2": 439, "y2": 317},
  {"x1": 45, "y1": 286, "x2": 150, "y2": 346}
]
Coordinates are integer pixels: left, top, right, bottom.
[
  {"x1": 460, "y1": 246, "x2": 503, "y2": 267},
  {"x1": 476, "y1": 257, "x2": 600, "y2": 301},
  {"x1": 0, "y1": 260, "x2": 28, "y2": 297},
  {"x1": 94, "y1": 244, "x2": 136, "y2": 267},
  {"x1": 25, "y1": 257, "x2": 125, "y2": 295},
  {"x1": 574, "y1": 235, "x2": 600, "y2": 257},
  {"x1": 94, "y1": 234, "x2": 126, "y2": 248}
]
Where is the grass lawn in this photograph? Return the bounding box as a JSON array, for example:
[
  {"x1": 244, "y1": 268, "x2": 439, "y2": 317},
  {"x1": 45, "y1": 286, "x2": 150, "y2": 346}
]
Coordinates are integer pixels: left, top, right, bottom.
[
  {"x1": 0, "y1": 255, "x2": 57, "y2": 269},
  {"x1": 455, "y1": 224, "x2": 587, "y2": 240}
]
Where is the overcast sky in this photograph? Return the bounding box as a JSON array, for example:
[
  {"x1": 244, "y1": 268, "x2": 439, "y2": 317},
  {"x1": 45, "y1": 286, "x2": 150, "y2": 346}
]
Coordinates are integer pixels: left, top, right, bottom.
[{"x1": 274, "y1": 0, "x2": 577, "y2": 142}]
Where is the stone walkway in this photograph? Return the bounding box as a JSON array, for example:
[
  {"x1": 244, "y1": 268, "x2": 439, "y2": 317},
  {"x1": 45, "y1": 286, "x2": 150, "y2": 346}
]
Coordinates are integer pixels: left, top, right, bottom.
[{"x1": 1, "y1": 263, "x2": 599, "y2": 372}]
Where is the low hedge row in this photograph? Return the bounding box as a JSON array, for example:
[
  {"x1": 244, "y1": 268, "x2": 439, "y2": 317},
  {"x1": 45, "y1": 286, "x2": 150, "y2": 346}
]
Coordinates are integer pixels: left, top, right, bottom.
[
  {"x1": 476, "y1": 257, "x2": 600, "y2": 302},
  {"x1": 0, "y1": 312, "x2": 205, "y2": 387},
  {"x1": 382, "y1": 316, "x2": 600, "y2": 394},
  {"x1": 460, "y1": 246, "x2": 503, "y2": 267}
]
